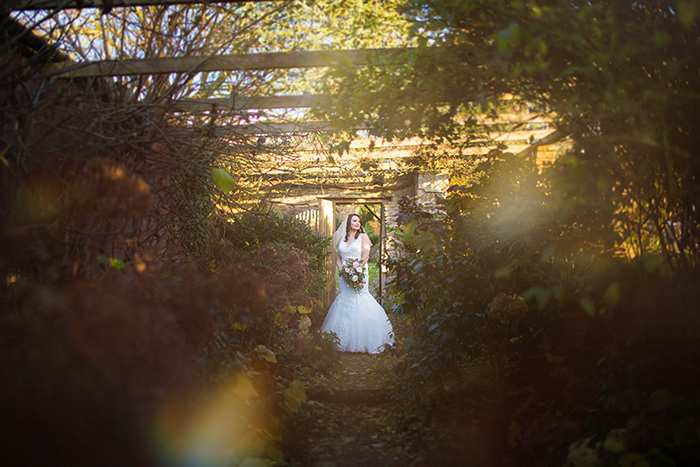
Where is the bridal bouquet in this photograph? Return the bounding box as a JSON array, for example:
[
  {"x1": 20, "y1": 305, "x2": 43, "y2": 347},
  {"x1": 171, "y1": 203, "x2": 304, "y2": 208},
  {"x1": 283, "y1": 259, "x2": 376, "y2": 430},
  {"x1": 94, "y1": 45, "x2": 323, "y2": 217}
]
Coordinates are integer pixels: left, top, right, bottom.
[{"x1": 339, "y1": 258, "x2": 365, "y2": 294}]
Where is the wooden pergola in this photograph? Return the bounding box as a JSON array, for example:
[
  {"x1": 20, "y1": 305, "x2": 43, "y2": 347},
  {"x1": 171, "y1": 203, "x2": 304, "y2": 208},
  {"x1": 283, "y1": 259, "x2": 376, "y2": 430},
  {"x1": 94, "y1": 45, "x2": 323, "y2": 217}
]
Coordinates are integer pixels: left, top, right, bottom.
[
  {"x1": 3, "y1": 0, "x2": 566, "y2": 305},
  {"x1": 4, "y1": 0, "x2": 561, "y2": 137}
]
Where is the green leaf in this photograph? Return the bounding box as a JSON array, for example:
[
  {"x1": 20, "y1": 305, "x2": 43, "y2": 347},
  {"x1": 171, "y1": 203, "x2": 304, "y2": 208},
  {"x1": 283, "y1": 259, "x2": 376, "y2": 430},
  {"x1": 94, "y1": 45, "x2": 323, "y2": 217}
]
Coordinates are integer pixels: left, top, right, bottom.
[
  {"x1": 284, "y1": 380, "x2": 307, "y2": 414},
  {"x1": 402, "y1": 221, "x2": 416, "y2": 240},
  {"x1": 603, "y1": 282, "x2": 620, "y2": 307},
  {"x1": 522, "y1": 286, "x2": 551, "y2": 309},
  {"x1": 413, "y1": 230, "x2": 435, "y2": 251},
  {"x1": 647, "y1": 389, "x2": 673, "y2": 412},
  {"x1": 109, "y1": 258, "x2": 125, "y2": 270},
  {"x1": 494, "y1": 266, "x2": 511, "y2": 279},
  {"x1": 212, "y1": 168, "x2": 236, "y2": 193},
  {"x1": 331, "y1": 140, "x2": 351, "y2": 156},
  {"x1": 580, "y1": 297, "x2": 596, "y2": 317},
  {"x1": 98, "y1": 254, "x2": 124, "y2": 270}
]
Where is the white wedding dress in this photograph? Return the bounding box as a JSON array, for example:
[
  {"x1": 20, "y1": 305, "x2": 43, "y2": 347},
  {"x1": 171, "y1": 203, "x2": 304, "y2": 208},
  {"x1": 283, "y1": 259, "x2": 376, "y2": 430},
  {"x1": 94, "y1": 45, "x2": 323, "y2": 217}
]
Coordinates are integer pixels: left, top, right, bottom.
[{"x1": 321, "y1": 234, "x2": 394, "y2": 354}]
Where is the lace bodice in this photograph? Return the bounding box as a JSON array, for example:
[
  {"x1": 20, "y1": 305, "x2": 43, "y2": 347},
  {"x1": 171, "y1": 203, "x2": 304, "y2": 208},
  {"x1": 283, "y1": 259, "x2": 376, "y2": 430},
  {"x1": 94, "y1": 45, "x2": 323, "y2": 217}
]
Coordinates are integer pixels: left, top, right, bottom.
[{"x1": 338, "y1": 234, "x2": 363, "y2": 262}]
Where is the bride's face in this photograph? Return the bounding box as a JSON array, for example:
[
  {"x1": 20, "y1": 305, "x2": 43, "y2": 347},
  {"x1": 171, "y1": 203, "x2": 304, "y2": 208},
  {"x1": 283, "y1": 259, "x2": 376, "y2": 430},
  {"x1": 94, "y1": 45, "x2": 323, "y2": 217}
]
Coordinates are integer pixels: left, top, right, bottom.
[{"x1": 349, "y1": 215, "x2": 361, "y2": 231}]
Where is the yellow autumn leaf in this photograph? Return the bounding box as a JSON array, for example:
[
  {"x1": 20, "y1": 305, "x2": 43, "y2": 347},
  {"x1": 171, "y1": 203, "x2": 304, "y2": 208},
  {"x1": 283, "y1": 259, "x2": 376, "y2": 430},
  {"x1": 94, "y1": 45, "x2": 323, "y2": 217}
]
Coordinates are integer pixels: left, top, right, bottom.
[
  {"x1": 603, "y1": 428, "x2": 626, "y2": 453},
  {"x1": 619, "y1": 452, "x2": 649, "y2": 467},
  {"x1": 231, "y1": 375, "x2": 258, "y2": 399},
  {"x1": 254, "y1": 344, "x2": 277, "y2": 364},
  {"x1": 298, "y1": 316, "x2": 311, "y2": 332}
]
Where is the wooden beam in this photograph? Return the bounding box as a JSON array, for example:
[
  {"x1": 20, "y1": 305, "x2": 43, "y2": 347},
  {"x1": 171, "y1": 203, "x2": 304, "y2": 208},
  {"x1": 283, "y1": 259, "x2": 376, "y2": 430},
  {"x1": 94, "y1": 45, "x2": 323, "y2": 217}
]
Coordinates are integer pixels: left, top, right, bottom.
[
  {"x1": 296, "y1": 136, "x2": 425, "y2": 151},
  {"x1": 170, "y1": 94, "x2": 328, "y2": 112},
  {"x1": 5, "y1": 0, "x2": 278, "y2": 11},
  {"x1": 515, "y1": 129, "x2": 569, "y2": 157},
  {"x1": 318, "y1": 195, "x2": 392, "y2": 202},
  {"x1": 172, "y1": 94, "x2": 555, "y2": 115},
  {"x1": 166, "y1": 120, "x2": 352, "y2": 136},
  {"x1": 39, "y1": 48, "x2": 406, "y2": 78},
  {"x1": 167, "y1": 120, "x2": 554, "y2": 143}
]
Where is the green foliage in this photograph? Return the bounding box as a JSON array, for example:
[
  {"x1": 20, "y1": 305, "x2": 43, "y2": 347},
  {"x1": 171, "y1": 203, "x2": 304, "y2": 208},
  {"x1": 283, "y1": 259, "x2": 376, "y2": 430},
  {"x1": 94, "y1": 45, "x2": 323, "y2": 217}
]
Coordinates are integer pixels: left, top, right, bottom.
[
  {"x1": 359, "y1": 204, "x2": 381, "y2": 245},
  {"x1": 321, "y1": 0, "x2": 700, "y2": 267},
  {"x1": 386, "y1": 145, "x2": 700, "y2": 463}
]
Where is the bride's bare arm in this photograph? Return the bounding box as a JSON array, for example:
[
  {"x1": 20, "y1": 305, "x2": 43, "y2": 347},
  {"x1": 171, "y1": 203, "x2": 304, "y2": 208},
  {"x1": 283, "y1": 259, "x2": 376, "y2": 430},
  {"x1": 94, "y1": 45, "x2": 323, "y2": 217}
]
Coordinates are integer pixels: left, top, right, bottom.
[{"x1": 361, "y1": 234, "x2": 371, "y2": 266}]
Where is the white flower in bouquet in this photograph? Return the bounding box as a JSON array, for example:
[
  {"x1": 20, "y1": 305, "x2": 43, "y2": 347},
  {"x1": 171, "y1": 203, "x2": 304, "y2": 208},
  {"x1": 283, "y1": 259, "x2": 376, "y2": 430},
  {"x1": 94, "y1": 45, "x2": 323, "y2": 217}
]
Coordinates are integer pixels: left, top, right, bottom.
[
  {"x1": 345, "y1": 267, "x2": 351, "y2": 273},
  {"x1": 352, "y1": 275, "x2": 358, "y2": 282},
  {"x1": 355, "y1": 266, "x2": 363, "y2": 273}
]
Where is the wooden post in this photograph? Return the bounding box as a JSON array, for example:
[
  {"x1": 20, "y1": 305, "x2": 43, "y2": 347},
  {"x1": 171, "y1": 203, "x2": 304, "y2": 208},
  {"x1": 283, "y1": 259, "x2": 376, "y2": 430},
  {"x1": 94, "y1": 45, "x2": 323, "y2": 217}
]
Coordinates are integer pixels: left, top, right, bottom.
[
  {"x1": 379, "y1": 202, "x2": 386, "y2": 304},
  {"x1": 318, "y1": 198, "x2": 335, "y2": 308}
]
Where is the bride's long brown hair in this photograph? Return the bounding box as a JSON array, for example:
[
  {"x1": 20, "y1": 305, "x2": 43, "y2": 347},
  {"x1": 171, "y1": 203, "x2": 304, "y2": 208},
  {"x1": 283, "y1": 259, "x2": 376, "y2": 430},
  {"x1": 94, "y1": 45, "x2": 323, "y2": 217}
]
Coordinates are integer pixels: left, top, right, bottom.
[{"x1": 344, "y1": 213, "x2": 365, "y2": 242}]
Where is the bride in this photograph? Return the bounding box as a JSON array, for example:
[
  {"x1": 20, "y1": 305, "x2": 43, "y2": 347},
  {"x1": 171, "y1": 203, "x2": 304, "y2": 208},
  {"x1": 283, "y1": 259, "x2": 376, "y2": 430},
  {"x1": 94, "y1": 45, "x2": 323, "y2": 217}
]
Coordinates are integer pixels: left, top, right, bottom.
[{"x1": 321, "y1": 213, "x2": 394, "y2": 354}]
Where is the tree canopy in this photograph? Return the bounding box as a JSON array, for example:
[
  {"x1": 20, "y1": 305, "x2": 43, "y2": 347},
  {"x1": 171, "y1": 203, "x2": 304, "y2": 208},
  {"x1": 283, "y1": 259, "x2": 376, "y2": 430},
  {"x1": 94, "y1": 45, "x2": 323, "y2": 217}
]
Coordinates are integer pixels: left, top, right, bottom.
[{"x1": 318, "y1": 0, "x2": 700, "y2": 266}]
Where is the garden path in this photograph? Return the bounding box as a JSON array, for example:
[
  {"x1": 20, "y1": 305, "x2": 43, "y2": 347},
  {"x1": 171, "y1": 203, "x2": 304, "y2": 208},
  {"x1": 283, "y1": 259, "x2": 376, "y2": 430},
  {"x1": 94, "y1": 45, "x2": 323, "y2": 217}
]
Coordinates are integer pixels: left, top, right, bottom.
[
  {"x1": 287, "y1": 352, "x2": 427, "y2": 466},
  {"x1": 286, "y1": 349, "x2": 510, "y2": 467}
]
